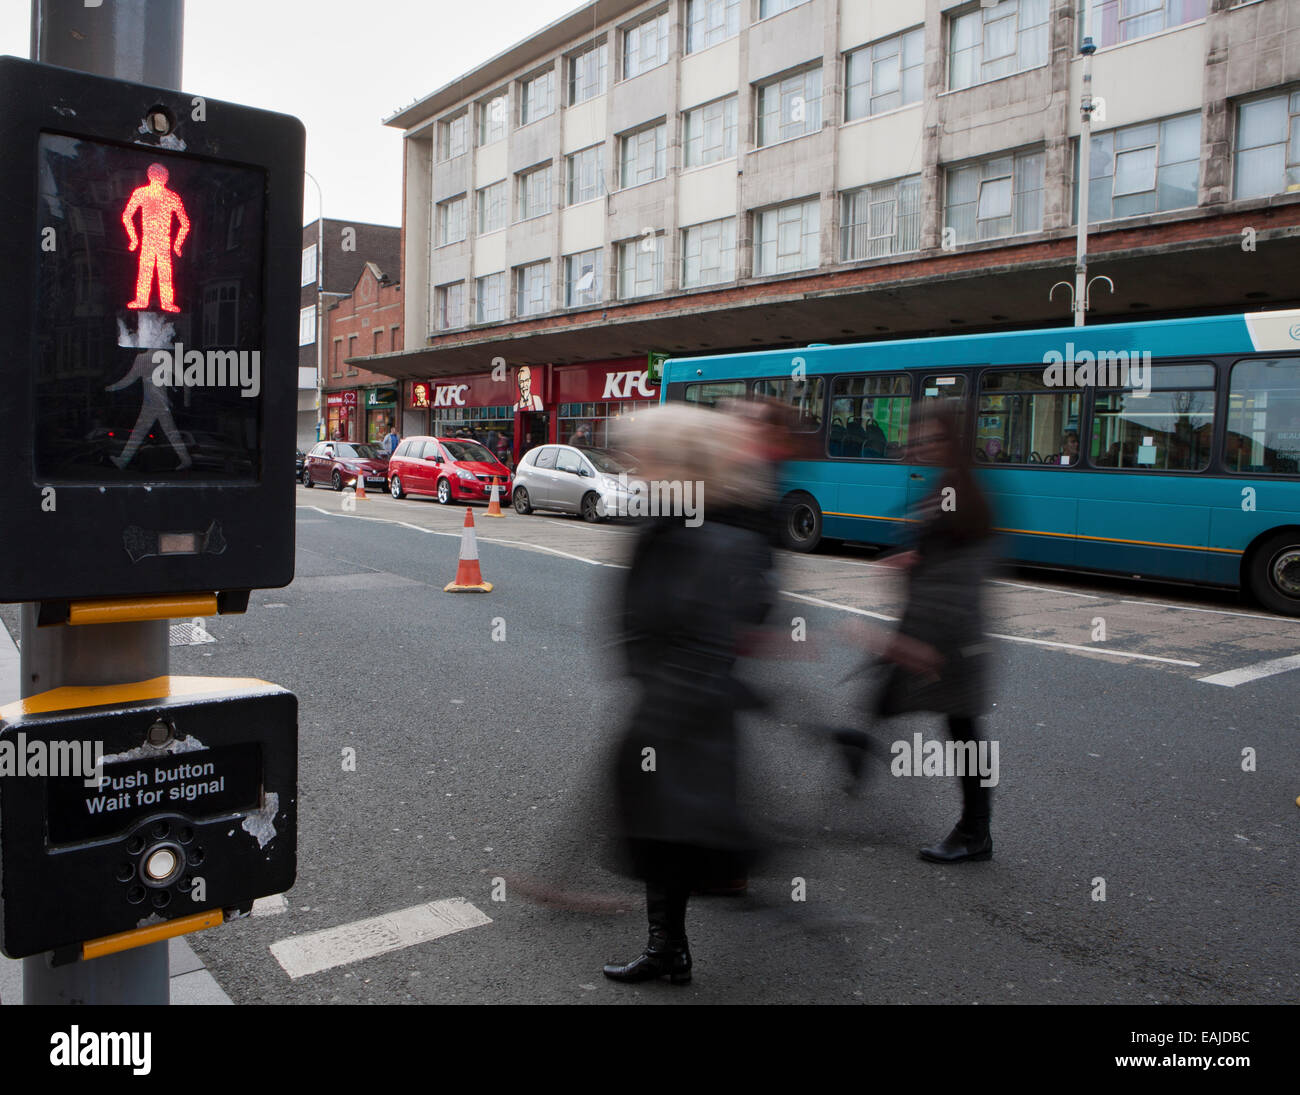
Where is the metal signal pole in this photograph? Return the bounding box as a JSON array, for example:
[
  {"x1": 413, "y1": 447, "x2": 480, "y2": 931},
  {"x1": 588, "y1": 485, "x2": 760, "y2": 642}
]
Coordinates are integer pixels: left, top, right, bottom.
[{"x1": 21, "y1": 0, "x2": 185, "y2": 1005}]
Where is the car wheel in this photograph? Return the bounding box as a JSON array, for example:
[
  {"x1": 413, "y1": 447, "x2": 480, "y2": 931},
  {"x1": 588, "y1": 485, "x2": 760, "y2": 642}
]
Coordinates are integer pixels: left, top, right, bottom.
[
  {"x1": 580, "y1": 492, "x2": 602, "y2": 523},
  {"x1": 302, "y1": 467, "x2": 313, "y2": 488},
  {"x1": 389, "y1": 475, "x2": 403, "y2": 500},
  {"x1": 1247, "y1": 529, "x2": 1300, "y2": 616},
  {"x1": 780, "y1": 491, "x2": 823, "y2": 553},
  {"x1": 331, "y1": 470, "x2": 343, "y2": 492},
  {"x1": 437, "y1": 478, "x2": 451, "y2": 505},
  {"x1": 513, "y1": 487, "x2": 532, "y2": 514}
]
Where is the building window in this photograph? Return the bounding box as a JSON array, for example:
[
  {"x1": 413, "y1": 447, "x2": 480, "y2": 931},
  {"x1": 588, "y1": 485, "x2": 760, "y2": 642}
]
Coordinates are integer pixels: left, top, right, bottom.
[
  {"x1": 564, "y1": 249, "x2": 604, "y2": 307},
  {"x1": 347, "y1": 335, "x2": 358, "y2": 374},
  {"x1": 618, "y1": 234, "x2": 665, "y2": 298},
  {"x1": 681, "y1": 217, "x2": 737, "y2": 287},
  {"x1": 569, "y1": 41, "x2": 608, "y2": 105},
  {"x1": 757, "y1": 67, "x2": 823, "y2": 146},
  {"x1": 374, "y1": 329, "x2": 384, "y2": 355},
  {"x1": 759, "y1": 0, "x2": 811, "y2": 17},
  {"x1": 949, "y1": 0, "x2": 1050, "y2": 92},
  {"x1": 301, "y1": 243, "x2": 317, "y2": 287},
  {"x1": 515, "y1": 261, "x2": 552, "y2": 317},
  {"x1": 1234, "y1": 90, "x2": 1300, "y2": 200},
  {"x1": 846, "y1": 28, "x2": 924, "y2": 120},
  {"x1": 1077, "y1": 113, "x2": 1200, "y2": 222},
  {"x1": 331, "y1": 338, "x2": 343, "y2": 377},
  {"x1": 436, "y1": 196, "x2": 467, "y2": 246},
  {"x1": 1081, "y1": 0, "x2": 1208, "y2": 50},
  {"x1": 624, "y1": 10, "x2": 670, "y2": 79},
  {"x1": 842, "y1": 176, "x2": 923, "y2": 260},
  {"x1": 566, "y1": 145, "x2": 606, "y2": 205},
  {"x1": 619, "y1": 123, "x2": 667, "y2": 188},
  {"x1": 438, "y1": 112, "x2": 469, "y2": 160},
  {"x1": 520, "y1": 68, "x2": 555, "y2": 125},
  {"x1": 475, "y1": 273, "x2": 505, "y2": 323},
  {"x1": 683, "y1": 96, "x2": 738, "y2": 167},
  {"x1": 516, "y1": 164, "x2": 554, "y2": 221},
  {"x1": 436, "y1": 282, "x2": 465, "y2": 330},
  {"x1": 298, "y1": 305, "x2": 316, "y2": 346},
  {"x1": 754, "y1": 198, "x2": 821, "y2": 276},
  {"x1": 476, "y1": 181, "x2": 507, "y2": 234},
  {"x1": 686, "y1": 0, "x2": 740, "y2": 54},
  {"x1": 479, "y1": 93, "x2": 508, "y2": 145},
  {"x1": 202, "y1": 281, "x2": 238, "y2": 345},
  {"x1": 945, "y1": 149, "x2": 1045, "y2": 243}
]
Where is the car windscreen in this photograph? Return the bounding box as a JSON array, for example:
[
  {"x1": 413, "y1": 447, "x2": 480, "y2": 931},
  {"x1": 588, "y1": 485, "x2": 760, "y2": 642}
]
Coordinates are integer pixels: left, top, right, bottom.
[
  {"x1": 336, "y1": 444, "x2": 384, "y2": 459},
  {"x1": 442, "y1": 441, "x2": 496, "y2": 464},
  {"x1": 585, "y1": 448, "x2": 637, "y2": 475}
]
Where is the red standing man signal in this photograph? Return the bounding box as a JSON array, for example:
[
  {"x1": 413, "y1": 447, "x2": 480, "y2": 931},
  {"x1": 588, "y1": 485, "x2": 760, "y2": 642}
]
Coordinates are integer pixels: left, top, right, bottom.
[{"x1": 122, "y1": 163, "x2": 190, "y2": 313}]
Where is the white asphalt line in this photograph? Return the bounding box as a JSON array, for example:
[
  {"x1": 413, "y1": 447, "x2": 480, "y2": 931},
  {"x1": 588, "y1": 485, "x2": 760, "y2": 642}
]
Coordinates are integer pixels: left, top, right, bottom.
[
  {"x1": 269, "y1": 898, "x2": 492, "y2": 980},
  {"x1": 780, "y1": 591, "x2": 1200, "y2": 666},
  {"x1": 1119, "y1": 599, "x2": 1298, "y2": 623},
  {"x1": 1196, "y1": 654, "x2": 1300, "y2": 687},
  {"x1": 252, "y1": 894, "x2": 289, "y2": 917},
  {"x1": 991, "y1": 579, "x2": 1101, "y2": 599},
  {"x1": 301, "y1": 506, "x2": 620, "y2": 568}
]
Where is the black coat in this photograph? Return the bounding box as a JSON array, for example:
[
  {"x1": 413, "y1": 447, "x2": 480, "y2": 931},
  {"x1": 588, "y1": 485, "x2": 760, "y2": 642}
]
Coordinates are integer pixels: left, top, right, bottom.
[
  {"x1": 876, "y1": 499, "x2": 997, "y2": 719},
  {"x1": 612, "y1": 514, "x2": 774, "y2": 879}
]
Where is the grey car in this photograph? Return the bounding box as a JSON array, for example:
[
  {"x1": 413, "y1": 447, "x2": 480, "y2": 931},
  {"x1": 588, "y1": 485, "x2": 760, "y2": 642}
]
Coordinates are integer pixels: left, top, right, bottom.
[{"x1": 512, "y1": 444, "x2": 638, "y2": 522}]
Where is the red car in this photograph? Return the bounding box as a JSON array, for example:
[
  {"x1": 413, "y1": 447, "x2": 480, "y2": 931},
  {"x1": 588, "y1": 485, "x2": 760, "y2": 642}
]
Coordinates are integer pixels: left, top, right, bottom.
[
  {"x1": 387, "y1": 436, "x2": 512, "y2": 505},
  {"x1": 301, "y1": 441, "x2": 390, "y2": 491}
]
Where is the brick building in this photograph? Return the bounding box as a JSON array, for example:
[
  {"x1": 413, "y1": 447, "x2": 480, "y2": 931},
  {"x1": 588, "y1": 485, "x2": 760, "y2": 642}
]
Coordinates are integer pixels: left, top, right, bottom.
[
  {"x1": 365, "y1": 0, "x2": 1300, "y2": 458},
  {"x1": 323, "y1": 262, "x2": 405, "y2": 442},
  {"x1": 298, "y1": 218, "x2": 401, "y2": 447}
]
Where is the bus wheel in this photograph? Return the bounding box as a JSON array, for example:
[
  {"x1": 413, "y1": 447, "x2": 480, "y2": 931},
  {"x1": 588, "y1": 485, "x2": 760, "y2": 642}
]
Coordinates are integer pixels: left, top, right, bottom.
[
  {"x1": 1248, "y1": 530, "x2": 1300, "y2": 616},
  {"x1": 781, "y1": 492, "x2": 822, "y2": 553}
]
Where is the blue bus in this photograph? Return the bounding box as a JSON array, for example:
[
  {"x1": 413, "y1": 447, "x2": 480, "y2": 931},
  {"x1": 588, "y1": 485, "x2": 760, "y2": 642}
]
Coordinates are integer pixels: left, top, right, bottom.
[{"x1": 660, "y1": 310, "x2": 1300, "y2": 616}]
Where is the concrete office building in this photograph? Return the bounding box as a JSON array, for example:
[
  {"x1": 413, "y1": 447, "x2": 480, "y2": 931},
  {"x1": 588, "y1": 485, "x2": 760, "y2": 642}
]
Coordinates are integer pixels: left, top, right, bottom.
[{"x1": 369, "y1": 0, "x2": 1300, "y2": 448}]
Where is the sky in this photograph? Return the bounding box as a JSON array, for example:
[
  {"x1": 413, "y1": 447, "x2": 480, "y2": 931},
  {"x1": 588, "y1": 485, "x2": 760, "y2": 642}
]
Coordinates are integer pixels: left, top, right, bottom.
[{"x1": 1, "y1": 0, "x2": 588, "y2": 227}]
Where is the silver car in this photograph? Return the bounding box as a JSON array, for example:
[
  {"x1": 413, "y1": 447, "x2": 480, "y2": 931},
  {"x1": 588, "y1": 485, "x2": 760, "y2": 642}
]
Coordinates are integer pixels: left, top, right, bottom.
[{"x1": 512, "y1": 445, "x2": 638, "y2": 522}]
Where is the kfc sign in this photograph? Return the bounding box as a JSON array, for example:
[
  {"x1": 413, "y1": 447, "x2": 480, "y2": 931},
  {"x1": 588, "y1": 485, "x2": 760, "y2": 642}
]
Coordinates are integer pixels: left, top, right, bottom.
[
  {"x1": 601, "y1": 370, "x2": 656, "y2": 399},
  {"x1": 432, "y1": 383, "x2": 469, "y2": 407},
  {"x1": 410, "y1": 382, "x2": 431, "y2": 409}
]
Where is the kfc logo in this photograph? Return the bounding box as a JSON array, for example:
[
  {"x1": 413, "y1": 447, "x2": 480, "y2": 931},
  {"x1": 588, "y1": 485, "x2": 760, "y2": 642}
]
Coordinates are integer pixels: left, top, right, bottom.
[
  {"x1": 602, "y1": 370, "x2": 656, "y2": 399},
  {"x1": 432, "y1": 384, "x2": 468, "y2": 407}
]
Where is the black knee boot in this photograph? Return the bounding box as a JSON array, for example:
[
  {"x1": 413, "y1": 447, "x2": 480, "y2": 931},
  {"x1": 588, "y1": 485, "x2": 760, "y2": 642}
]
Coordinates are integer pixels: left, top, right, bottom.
[
  {"x1": 603, "y1": 883, "x2": 692, "y2": 984},
  {"x1": 919, "y1": 717, "x2": 993, "y2": 864}
]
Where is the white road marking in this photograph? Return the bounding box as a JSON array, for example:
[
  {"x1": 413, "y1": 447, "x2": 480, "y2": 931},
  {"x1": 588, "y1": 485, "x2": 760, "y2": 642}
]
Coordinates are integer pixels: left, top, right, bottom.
[
  {"x1": 991, "y1": 579, "x2": 1100, "y2": 599},
  {"x1": 1119, "y1": 599, "x2": 1298, "y2": 623},
  {"x1": 1196, "y1": 654, "x2": 1300, "y2": 687},
  {"x1": 780, "y1": 591, "x2": 1200, "y2": 665},
  {"x1": 252, "y1": 894, "x2": 288, "y2": 917},
  {"x1": 269, "y1": 898, "x2": 492, "y2": 980}
]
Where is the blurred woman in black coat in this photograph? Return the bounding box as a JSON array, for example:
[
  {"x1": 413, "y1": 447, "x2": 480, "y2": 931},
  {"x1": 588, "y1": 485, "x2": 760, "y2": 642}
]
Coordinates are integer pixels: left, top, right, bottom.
[{"x1": 602, "y1": 406, "x2": 774, "y2": 985}]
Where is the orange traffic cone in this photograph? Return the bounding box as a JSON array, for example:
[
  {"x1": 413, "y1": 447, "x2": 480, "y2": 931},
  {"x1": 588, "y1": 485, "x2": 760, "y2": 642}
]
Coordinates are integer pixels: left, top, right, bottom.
[
  {"x1": 444, "y1": 508, "x2": 493, "y2": 593},
  {"x1": 354, "y1": 474, "x2": 367, "y2": 501},
  {"x1": 484, "y1": 477, "x2": 505, "y2": 518}
]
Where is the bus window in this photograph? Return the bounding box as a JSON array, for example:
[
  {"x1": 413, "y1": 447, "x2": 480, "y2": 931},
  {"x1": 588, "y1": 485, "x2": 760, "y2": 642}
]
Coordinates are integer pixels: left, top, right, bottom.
[
  {"x1": 1093, "y1": 364, "x2": 1216, "y2": 471},
  {"x1": 753, "y1": 377, "x2": 824, "y2": 432},
  {"x1": 977, "y1": 370, "x2": 1080, "y2": 465},
  {"x1": 684, "y1": 381, "x2": 745, "y2": 408},
  {"x1": 828, "y1": 374, "x2": 910, "y2": 458},
  {"x1": 1227, "y1": 357, "x2": 1300, "y2": 474}
]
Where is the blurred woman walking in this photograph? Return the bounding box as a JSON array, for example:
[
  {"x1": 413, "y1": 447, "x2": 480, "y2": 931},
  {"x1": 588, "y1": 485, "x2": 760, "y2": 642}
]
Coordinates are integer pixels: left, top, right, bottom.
[{"x1": 601, "y1": 405, "x2": 775, "y2": 984}]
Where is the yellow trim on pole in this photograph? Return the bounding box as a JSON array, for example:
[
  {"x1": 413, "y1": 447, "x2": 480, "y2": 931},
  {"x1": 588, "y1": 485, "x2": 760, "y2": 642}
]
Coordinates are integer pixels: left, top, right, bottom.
[
  {"x1": 68, "y1": 594, "x2": 219, "y2": 626},
  {"x1": 81, "y1": 909, "x2": 224, "y2": 961},
  {"x1": 0, "y1": 676, "x2": 275, "y2": 721}
]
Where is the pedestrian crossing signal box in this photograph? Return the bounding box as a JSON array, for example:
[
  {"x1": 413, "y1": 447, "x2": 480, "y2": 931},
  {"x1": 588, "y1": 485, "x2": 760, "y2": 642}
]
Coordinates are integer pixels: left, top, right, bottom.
[
  {"x1": 0, "y1": 677, "x2": 297, "y2": 960},
  {"x1": 0, "y1": 56, "x2": 305, "y2": 606}
]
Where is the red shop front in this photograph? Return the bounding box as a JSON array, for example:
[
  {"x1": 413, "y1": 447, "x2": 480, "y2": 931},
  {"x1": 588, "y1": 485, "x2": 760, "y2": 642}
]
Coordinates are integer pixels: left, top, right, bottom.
[
  {"x1": 325, "y1": 390, "x2": 359, "y2": 441},
  {"x1": 404, "y1": 358, "x2": 659, "y2": 468}
]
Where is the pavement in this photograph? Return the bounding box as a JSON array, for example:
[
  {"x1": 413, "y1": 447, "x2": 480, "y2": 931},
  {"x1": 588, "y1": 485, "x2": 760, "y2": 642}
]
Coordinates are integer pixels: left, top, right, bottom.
[{"x1": 0, "y1": 484, "x2": 1296, "y2": 1004}]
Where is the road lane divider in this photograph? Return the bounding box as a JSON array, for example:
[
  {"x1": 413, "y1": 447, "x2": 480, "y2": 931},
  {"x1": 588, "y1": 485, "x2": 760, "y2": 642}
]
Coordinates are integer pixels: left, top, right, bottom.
[
  {"x1": 1197, "y1": 654, "x2": 1300, "y2": 687},
  {"x1": 269, "y1": 898, "x2": 492, "y2": 980}
]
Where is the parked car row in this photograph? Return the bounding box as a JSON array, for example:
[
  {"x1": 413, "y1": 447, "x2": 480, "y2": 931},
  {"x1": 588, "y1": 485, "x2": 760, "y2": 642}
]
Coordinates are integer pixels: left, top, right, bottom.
[{"x1": 298, "y1": 437, "x2": 640, "y2": 524}]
